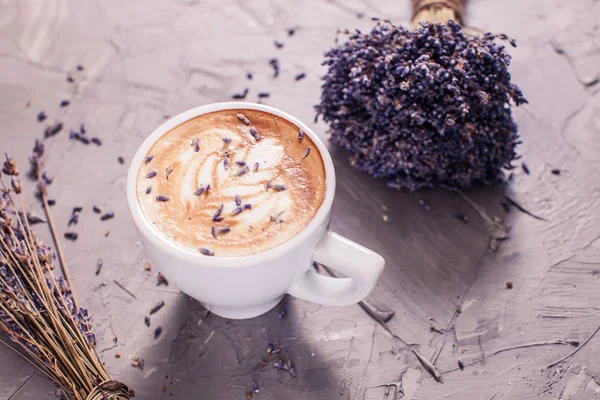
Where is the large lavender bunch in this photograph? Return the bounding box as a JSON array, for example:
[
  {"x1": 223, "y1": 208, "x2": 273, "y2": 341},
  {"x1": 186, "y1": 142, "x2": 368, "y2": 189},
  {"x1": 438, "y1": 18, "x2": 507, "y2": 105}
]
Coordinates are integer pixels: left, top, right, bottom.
[
  {"x1": 316, "y1": 20, "x2": 527, "y2": 191},
  {"x1": 0, "y1": 153, "x2": 128, "y2": 400}
]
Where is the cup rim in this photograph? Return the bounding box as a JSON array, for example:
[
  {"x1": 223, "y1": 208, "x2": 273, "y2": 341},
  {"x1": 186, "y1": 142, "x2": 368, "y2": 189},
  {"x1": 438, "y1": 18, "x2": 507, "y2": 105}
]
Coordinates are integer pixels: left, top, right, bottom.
[{"x1": 126, "y1": 101, "x2": 335, "y2": 268}]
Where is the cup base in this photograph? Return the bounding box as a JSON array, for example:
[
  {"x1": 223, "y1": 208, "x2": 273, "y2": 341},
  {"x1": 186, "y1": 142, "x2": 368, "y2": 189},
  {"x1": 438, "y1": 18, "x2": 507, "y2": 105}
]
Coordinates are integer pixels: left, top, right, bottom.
[{"x1": 205, "y1": 296, "x2": 284, "y2": 319}]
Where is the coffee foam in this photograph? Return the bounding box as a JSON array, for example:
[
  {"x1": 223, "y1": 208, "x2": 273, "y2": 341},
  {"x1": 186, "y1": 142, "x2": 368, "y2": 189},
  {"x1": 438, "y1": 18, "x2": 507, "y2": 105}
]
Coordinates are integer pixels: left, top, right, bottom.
[{"x1": 136, "y1": 109, "x2": 326, "y2": 257}]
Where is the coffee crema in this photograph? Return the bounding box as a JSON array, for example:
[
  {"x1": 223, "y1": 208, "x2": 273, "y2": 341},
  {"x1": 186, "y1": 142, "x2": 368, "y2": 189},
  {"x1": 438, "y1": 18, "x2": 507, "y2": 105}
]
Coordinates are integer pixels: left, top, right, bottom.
[{"x1": 136, "y1": 109, "x2": 326, "y2": 257}]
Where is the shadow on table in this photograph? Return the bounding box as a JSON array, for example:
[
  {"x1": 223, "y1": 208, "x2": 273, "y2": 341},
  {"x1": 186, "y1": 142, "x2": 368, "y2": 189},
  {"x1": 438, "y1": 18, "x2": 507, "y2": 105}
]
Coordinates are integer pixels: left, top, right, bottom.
[
  {"x1": 135, "y1": 293, "x2": 336, "y2": 399},
  {"x1": 327, "y1": 146, "x2": 508, "y2": 332}
]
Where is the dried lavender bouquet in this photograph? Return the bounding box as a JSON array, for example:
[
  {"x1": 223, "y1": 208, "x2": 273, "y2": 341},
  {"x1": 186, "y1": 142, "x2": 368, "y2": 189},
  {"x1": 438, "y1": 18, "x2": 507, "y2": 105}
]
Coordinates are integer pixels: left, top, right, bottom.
[
  {"x1": 0, "y1": 150, "x2": 129, "y2": 400},
  {"x1": 316, "y1": 0, "x2": 528, "y2": 191}
]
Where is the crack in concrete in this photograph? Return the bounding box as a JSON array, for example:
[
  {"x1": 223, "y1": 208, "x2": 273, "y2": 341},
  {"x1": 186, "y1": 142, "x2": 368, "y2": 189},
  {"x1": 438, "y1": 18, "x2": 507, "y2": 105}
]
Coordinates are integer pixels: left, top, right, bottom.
[{"x1": 7, "y1": 373, "x2": 36, "y2": 400}]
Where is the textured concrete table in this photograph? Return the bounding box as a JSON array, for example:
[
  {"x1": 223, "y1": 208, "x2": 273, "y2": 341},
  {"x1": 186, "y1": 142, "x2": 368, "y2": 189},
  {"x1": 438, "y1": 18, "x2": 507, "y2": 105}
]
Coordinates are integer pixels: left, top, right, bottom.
[{"x1": 1, "y1": 0, "x2": 600, "y2": 399}]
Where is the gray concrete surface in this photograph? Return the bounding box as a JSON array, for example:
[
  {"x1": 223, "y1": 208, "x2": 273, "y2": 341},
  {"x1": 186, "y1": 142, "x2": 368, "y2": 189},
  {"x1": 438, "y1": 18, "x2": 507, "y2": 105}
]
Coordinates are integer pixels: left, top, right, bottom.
[{"x1": 1, "y1": 0, "x2": 599, "y2": 399}]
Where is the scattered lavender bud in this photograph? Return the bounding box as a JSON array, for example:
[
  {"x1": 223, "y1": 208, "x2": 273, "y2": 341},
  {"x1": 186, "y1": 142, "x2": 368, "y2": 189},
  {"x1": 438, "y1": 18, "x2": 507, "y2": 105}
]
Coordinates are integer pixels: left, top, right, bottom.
[
  {"x1": 252, "y1": 382, "x2": 260, "y2": 394},
  {"x1": 223, "y1": 137, "x2": 232, "y2": 144},
  {"x1": 37, "y1": 111, "x2": 47, "y2": 122},
  {"x1": 458, "y1": 360, "x2": 465, "y2": 370},
  {"x1": 277, "y1": 308, "x2": 287, "y2": 319},
  {"x1": 454, "y1": 212, "x2": 469, "y2": 223},
  {"x1": 258, "y1": 92, "x2": 270, "y2": 98},
  {"x1": 501, "y1": 200, "x2": 511, "y2": 213},
  {"x1": 288, "y1": 360, "x2": 297, "y2": 377},
  {"x1": 266, "y1": 343, "x2": 275, "y2": 354},
  {"x1": 150, "y1": 300, "x2": 165, "y2": 315},
  {"x1": 250, "y1": 127, "x2": 261, "y2": 141},
  {"x1": 298, "y1": 129, "x2": 304, "y2": 142},
  {"x1": 236, "y1": 167, "x2": 248, "y2": 176},
  {"x1": 199, "y1": 248, "x2": 215, "y2": 256},
  {"x1": 41, "y1": 171, "x2": 53, "y2": 184},
  {"x1": 93, "y1": 205, "x2": 101, "y2": 214},
  {"x1": 214, "y1": 203, "x2": 224, "y2": 219},
  {"x1": 76, "y1": 64, "x2": 84, "y2": 71},
  {"x1": 224, "y1": 156, "x2": 229, "y2": 171},
  {"x1": 79, "y1": 136, "x2": 90, "y2": 145},
  {"x1": 287, "y1": 27, "x2": 297, "y2": 36},
  {"x1": 131, "y1": 358, "x2": 144, "y2": 370},
  {"x1": 194, "y1": 187, "x2": 205, "y2": 196},
  {"x1": 521, "y1": 163, "x2": 530, "y2": 175},
  {"x1": 302, "y1": 147, "x2": 310, "y2": 158},
  {"x1": 266, "y1": 181, "x2": 271, "y2": 189},
  {"x1": 80, "y1": 123, "x2": 86, "y2": 134},
  {"x1": 66, "y1": 75, "x2": 74, "y2": 83},
  {"x1": 192, "y1": 137, "x2": 200, "y2": 152},
  {"x1": 47, "y1": 199, "x2": 56, "y2": 206},
  {"x1": 274, "y1": 360, "x2": 286, "y2": 370},
  {"x1": 68, "y1": 213, "x2": 79, "y2": 227},
  {"x1": 236, "y1": 114, "x2": 250, "y2": 125},
  {"x1": 91, "y1": 137, "x2": 102, "y2": 146},
  {"x1": 253, "y1": 162, "x2": 259, "y2": 172},
  {"x1": 100, "y1": 212, "x2": 114, "y2": 221},
  {"x1": 156, "y1": 195, "x2": 170, "y2": 202},
  {"x1": 273, "y1": 184, "x2": 286, "y2": 191},
  {"x1": 73, "y1": 206, "x2": 83, "y2": 213},
  {"x1": 145, "y1": 186, "x2": 152, "y2": 194},
  {"x1": 418, "y1": 200, "x2": 430, "y2": 211},
  {"x1": 95, "y1": 259, "x2": 103, "y2": 276},
  {"x1": 11, "y1": 176, "x2": 23, "y2": 193},
  {"x1": 212, "y1": 226, "x2": 230, "y2": 238},
  {"x1": 64, "y1": 232, "x2": 78, "y2": 241},
  {"x1": 206, "y1": 184, "x2": 211, "y2": 192},
  {"x1": 144, "y1": 155, "x2": 154, "y2": 163},
  {"x1": 270, "y1": 211, "x2": 285, "y2": 223},
  {"x1": 24, "y1": 212, "x2": 45, "y2": 225},
  {"x1": 60, "y1": 100, "x2": 70, "y2": 107},
  {"x1": 231, "y1": 207, "x2": 243, "y2": 216},
  {"x1": 235, "y1": 195, "x2": 241, "y2": 205},
  {"x1": 156, "y1": 272, "x2": 168, "y2": 286},
  {"x1": 153, "y1": 327, "x2": 162, "y2": 339},
  {"x1": 274, "y1": 40, "x2": 284, "y2": 48},
  {"x1": 165, "y1": 166, "x2": 173, "y2": 179},
  {"x1": 146, "y1": 171, "x2": 157, "y2": 178},
  {"x1": 247, "y1": 72, "x2": 253, "y2": 80},
  {"x1": 295, "y1": 73, "x2": 306, "y2": 81},
  {"x1": 232, "y1": 88, "x2": 249, "y2": 100},
  {"x1": 117, "y1": 156, "x2": 125, "y2": 164},
  {"x1": 144, "y1": 316, "x2": 151, "y2": 327},
  {"x1": 243, "y1": 203, "x2": 251, "y2": 210},
  {"x1": 269, "y1": 58, "x2": 280, "y2": 78},
  {"x1": 212, "y1": 215, "x2": 224, "y2": 222},
  {"x1": 551, "y1": 169, "x2": 561, "y2": 175},
  {"x1": 235, "y1": 161, "x2": 246, "y2": 167},
  {"x1": 44, "y1": 122, "x2": 63, "y2": 138}
]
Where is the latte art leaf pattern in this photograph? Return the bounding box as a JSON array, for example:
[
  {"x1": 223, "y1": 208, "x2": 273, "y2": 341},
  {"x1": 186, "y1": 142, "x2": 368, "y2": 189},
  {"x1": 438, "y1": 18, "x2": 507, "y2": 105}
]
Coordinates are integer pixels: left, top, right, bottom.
[{"x1": 136, "y1": 109, "x2": 326, "y2": 257}]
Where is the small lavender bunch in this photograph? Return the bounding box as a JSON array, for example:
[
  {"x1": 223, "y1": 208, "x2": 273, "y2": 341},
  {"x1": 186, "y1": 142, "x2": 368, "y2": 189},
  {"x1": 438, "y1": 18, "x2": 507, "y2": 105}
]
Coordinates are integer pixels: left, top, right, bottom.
[
  {"x1": 0, "y1": 151, "x2": 129, "y2": 400},
  {"x1": 316, "y1": 20, "x2": 527, "y2": 191}
]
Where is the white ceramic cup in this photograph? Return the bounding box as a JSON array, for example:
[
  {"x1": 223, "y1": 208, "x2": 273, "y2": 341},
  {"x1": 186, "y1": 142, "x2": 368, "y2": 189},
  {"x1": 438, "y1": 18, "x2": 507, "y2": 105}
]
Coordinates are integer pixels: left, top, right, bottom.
[{"x1": 126, "y1": 102, "x2": 385, "y2": 319}]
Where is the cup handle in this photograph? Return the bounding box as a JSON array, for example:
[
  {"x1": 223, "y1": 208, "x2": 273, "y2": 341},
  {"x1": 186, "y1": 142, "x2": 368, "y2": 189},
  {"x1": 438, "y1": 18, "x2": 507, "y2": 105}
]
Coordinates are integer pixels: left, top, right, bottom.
[{"x1": 287, "y1": 232, "x2": 385, "y2": 306}]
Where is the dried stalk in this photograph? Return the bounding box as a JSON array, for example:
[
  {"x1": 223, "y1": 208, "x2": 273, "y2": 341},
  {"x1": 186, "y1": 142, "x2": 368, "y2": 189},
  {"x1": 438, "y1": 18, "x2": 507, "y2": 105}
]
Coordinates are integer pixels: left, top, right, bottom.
[
  {"x1": 411, "y1": 0, "x2": 465, "y2": 27},
  {"x1": 0, "y1": 150, "x2": 129, "y2": 400}
]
